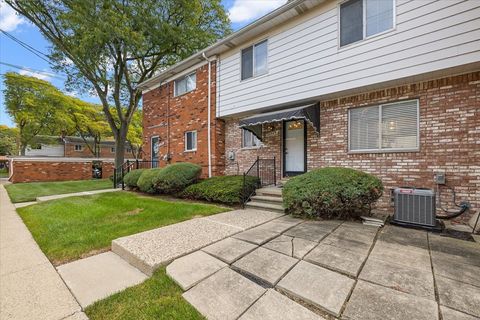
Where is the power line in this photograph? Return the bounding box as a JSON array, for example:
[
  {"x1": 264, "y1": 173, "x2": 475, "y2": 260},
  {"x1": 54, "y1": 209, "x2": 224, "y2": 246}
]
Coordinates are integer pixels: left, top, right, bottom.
[
  {"x1": 0, "y1": 61, "x2": 66, "y2": 80},
  {"x1": 0, "y1": 28, "x2": 52, "y2": 64}
]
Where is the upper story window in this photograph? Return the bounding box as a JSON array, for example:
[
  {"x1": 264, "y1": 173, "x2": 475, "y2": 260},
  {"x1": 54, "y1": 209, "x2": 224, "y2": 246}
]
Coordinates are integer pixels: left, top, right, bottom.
[
  {"x1": 340, "y1": 0, "x2": 394, "y2": 47},
  {"x1": 349, "y1": 100, "x2": 419, "y2": 152},
  {"x1": 74, "y1": 144, "x2": 83, "y2": 151},
  {"x1": 174, "y1": 72, "x2": 196, "y2": 96},
  {"x1": 241, "y1": 40, "x2": 268, "y2": 80},
  {"x1": 242, "y1": 129, "x2": 261, "y2": 148},
  {"x1": 185, "y1": 131, "x2": 197, "y2": 152}
]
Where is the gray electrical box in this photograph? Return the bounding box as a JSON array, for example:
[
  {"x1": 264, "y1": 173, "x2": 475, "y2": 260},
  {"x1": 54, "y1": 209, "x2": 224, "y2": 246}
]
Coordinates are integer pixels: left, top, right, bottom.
[{"x1": 434, "y1": 171, "x2": 446, "y2": 184}]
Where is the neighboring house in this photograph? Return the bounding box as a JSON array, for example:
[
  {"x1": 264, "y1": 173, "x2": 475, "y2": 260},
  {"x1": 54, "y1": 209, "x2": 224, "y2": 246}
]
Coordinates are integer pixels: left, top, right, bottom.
[
  {"x1": 25, "y1": 136, "x2": 139, "y2": 159},
  {"x1": 139, "y1": 0, "x2": 479, "y2": 217}
]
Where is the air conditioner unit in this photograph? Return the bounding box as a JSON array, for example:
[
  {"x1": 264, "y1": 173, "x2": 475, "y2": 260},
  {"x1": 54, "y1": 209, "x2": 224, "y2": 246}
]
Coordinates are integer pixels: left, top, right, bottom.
[{"x1": 392, "y1": 187, "x2": 440, "y2": 230}]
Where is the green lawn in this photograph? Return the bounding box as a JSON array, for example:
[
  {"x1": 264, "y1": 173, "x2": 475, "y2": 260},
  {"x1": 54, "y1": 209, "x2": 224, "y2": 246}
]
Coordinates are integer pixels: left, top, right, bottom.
[
  {"x1": 85, "y1": 267, "x2": 205, "y2": 320},
  {"x1": 5, "y1": 179, "x2": 112, "y2": 203},
  {"x1": 17, "y1": 192, "x2": 227, "y2": 265}
]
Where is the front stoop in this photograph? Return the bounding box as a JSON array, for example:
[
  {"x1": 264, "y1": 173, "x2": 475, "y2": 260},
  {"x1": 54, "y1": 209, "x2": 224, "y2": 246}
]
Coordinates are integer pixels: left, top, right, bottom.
[{"x1": 245, "y1": 187, "x2": 285, "y2": 213}]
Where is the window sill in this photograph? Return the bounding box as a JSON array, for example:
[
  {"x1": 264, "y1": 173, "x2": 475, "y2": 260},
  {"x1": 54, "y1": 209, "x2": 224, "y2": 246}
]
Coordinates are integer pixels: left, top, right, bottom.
[
  {"x1": 240, "y1": 146, "x2": 262, "y2": 151},
  {"x1": 240, "y1": 71, "x2": 269, "y2": 83},
  {"x1": 347, "y1": 148, "x2": 420, "y2": 155},
  {"x1": 184, "y1": 149, "x2": 197, "y2": 153}
]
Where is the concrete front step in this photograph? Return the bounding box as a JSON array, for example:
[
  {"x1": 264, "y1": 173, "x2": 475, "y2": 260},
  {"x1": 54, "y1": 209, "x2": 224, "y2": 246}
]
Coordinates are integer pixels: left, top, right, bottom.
[
  {"x1": 250, "y1": 195, "x2": 283, "y2": 204},
  {"x1": 245, "y1": 201, "x2": 285, "y2": 213},
  {"x1": 256, "y1": 187, "x2": 283, "y2": 198}
]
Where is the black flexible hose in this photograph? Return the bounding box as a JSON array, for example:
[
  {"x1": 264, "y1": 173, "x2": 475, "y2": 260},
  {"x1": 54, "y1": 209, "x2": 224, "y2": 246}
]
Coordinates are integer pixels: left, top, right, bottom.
[{"x1": 436, "y1": 202, "x2": 470, "y2": 220}]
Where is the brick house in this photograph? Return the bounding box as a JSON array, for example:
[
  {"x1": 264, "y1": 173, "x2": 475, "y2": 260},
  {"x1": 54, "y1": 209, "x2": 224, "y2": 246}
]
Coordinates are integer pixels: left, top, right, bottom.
[{"x1": 139, "y1": 0, "x2": 479, "y2": 222}]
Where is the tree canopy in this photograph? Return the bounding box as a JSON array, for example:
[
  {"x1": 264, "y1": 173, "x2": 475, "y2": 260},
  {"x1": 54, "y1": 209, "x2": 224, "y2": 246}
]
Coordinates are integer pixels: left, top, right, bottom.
[
  {"x1": 0, "y1": 125, "x2": 19, "y2": 156},
  {"x1": 6, "y1": 0, "x2": 231, "y2": 166}
]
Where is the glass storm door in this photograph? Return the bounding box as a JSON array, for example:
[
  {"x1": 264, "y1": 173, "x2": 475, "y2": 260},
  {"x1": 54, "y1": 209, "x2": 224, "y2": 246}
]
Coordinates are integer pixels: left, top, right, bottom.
[
  {"x1": 284, "y1": 120, "x2": 305, "y2": 175},
  {"x1": 151, "y1": 136, "x2": 159, "y2": 168}
]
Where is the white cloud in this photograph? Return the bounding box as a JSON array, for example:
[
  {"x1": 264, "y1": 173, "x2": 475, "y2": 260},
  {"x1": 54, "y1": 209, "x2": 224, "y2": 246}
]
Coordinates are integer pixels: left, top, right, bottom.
[
  {"x1": 18, "y1": 69, "x2": 52, "y2": 81},
  {"x1": 228, "y1": 0, "x2": 288, "y2": 24},
  {"x1": 0, "y1": 0, "x2": 26, "y2": 32}
]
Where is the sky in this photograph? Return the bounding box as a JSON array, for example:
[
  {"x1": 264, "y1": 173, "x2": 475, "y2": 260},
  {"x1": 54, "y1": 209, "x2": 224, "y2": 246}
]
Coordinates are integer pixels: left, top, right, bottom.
[{"x1": 0, "y1": 0, "x2": 287, "y2": 127}]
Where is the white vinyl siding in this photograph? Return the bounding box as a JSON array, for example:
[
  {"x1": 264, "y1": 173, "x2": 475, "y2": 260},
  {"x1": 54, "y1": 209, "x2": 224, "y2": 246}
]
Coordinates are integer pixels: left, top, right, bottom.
[
  {"x1": 217, "y1": 0, "x2": 480, "y2": 117},
  {"x1": 174, "y1": 72, "x2": 196, "y2": 96},
  {"x1": 242, "y1": 129, "x2": 261, "y2": 148},
  {"x1": 241, "y1": 40, "x2": 268, "y2": 80},
  {"x1": 184, "y1": 131, "x2": 197, "y2": 151},
  {"x1": 349, "y1": 100, "x2": 419, "y2": 152}
]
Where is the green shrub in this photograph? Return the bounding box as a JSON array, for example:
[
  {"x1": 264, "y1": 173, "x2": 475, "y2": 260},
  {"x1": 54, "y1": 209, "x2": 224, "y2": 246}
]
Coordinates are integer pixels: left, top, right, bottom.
[
  {"x1": 182, "y1": 175, "x2": 260, "y2": 204},
  {"x1": 283, "y1": 167, "x2": 383, "y2": 219},
  {"x1": 123, "y1": 169, "x2": 146, "y2": 188},
  {"x1": 153, "y1": 163, "x2": 201, "y2": 194},
  {"x1": 137, "y1": 168, "x2": 163, "y2": 194}
]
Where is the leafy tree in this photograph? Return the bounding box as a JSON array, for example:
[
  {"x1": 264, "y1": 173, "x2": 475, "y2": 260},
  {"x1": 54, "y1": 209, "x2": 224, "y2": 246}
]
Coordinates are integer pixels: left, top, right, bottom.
[
  {"x1": 0, "y1": 125, "x2": 19, "y2": 156},
  {"x1": 6, "y1": 0, "x2": 231, "y2": 167},
  {"x1": 3, "y1": 72, "x2": 71, "y2": 155},
  {"x1": 126, "y1": 109, "x2": 142, "y2": 159}
]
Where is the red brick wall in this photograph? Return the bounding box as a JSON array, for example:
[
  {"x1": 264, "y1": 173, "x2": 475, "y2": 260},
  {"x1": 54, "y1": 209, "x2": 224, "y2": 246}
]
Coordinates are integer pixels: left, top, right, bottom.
[
  {"x1": 64, "y1": 143, "x2": 132, "y2": 159},
  {"x1": 10, "y1": 159, "x2": 115, "y2": 183},
  {"x1": 225, "y1": 72, "x2": 479, "y2": 222},
  {"x1": 142, "y1": 62, "x2": 225, "y2": 177}
]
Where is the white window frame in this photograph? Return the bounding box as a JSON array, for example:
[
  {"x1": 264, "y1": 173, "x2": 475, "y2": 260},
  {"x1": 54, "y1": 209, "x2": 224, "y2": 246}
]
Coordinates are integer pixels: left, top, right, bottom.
[
  {"x1": 174, "y1": 72, "x2": 196, "y2": 97},
  {"x1": 74, "y1": 144, "x2": 83, "y2": 151},
  {"x1": 338, "y1": 0, "x2": 396, "y2": 48},
  {"x1": 111, "y1": 147, "x2": 115, "y2": 153},
  {"x1": 241, "y1": 39, "x2": 269, "y2": 81},
  {"x1": 241, "y1": 129, "x2": 261, "y2": 149},
  {"x1": 348, "y1": 99, "x2": 420, "y2": 153},
  {"x1": 184, "y1": 131, "x2": 197, "y2": 152}
]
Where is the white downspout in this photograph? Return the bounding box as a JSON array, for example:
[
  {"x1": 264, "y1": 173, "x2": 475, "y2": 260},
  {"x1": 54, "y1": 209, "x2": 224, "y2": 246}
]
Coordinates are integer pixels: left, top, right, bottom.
[{"x1": 202, "y1": 52, "x2": 212, "y2": 178}]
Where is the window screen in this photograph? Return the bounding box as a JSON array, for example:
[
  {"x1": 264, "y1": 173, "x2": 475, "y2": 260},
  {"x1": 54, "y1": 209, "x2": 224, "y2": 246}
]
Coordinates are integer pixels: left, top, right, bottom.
[
  {"x1": 185, "y1": 131, "x2": 197, "y2": 151},
  {"x1": 254, "y1": 40, "x2": 268, "y2": 76},
  {"x1": 175, "y1": 72, "x2": 196, "y2": 96},
  {"x1": 366, "y1": 0, "x2": 394, "y2": 37},
  {"x1": 241, "y1": 46, "x2": 254, "y2": 80},
  {"x1": 340, "y1": 0, "x2": 363, "y2": 47}
]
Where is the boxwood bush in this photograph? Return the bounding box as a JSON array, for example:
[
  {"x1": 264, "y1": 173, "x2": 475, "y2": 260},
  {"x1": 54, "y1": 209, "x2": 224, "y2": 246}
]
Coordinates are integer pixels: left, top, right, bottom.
[
  {"x1": 182, "y1": 175, "x2": 260, "y2": 205},
  {"x1": 153, "y1": 163, "x2": 201, "y2": 194},
  {"x1": 283, "y1": 167, "x2": 383, "y2": 219},
  {"x1": 137, "y1": 168, "x2": 164, "y2": 194},
  {"x1": 123, "y1": 169, "x2": 146, "y2": 189}
]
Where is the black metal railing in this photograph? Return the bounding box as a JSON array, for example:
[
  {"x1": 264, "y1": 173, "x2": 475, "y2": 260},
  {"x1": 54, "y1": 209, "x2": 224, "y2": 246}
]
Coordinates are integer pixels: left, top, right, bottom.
[
  {"x1": 242, "y1": 157, "x2": 276, "y2": 207},
  {"x1": 113, "y1": 160, "x2": 158, "y2": 189}
]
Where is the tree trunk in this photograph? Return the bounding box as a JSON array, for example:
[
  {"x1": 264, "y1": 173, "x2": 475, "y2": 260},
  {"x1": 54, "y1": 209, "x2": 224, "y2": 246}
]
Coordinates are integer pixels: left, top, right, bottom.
[
  {"x1": 20, "y1": 145, "x2": 26, "y2": 156},
  {"x1": 114, "y1": 124, "x2": 128, "y2": 168}
]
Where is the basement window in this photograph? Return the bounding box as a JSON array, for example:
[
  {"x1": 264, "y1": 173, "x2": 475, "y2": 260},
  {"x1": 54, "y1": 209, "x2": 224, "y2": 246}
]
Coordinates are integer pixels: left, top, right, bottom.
[
  {"x1": 348, "y1": 100, "x2": 419, "y2": 152},
  {"x1": 174, "y1": 72, "x2": 196, "y2": 96},
  {"x1": 185, "y1": 131, "x2": 197, "y2": 152},
  {"x1": 340, "y1": 0, "x2": 395, "y2": 47}
]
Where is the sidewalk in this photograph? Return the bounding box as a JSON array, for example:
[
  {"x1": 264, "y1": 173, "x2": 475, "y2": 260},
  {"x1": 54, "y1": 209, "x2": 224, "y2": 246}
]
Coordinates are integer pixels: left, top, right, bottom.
[{"x1": 0, "y1": 184, "x2": 87, "y2": 320}]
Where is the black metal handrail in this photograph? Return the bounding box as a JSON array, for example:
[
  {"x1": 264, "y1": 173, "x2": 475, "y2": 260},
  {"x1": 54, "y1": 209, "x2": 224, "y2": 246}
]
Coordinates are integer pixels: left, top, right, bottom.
[
  {"x1": 242, "y1": 156, "x2": 276, "y2": 207},
  {"x1": 113, "y1": 160, "x2": 158, "y2": 189}
]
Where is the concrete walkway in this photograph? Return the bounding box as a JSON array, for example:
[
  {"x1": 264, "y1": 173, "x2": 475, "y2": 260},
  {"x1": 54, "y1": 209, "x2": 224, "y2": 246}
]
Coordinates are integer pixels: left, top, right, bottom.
[
  {"x1": 36, "y1": 188, "x2": 120, "y2": 202},
  {"x1": 0, "y1": 184, "x2": 87, "y2": 320}
]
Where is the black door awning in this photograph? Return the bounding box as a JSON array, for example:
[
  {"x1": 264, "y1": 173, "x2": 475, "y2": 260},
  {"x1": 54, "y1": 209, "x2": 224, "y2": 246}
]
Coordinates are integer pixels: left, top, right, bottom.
[{"x1": 239, "y1": 103, "x2": 320, "y2": 140}]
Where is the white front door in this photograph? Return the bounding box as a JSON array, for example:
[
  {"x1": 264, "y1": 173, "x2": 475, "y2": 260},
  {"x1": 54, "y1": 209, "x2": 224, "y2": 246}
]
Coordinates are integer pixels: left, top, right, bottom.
[{"x1": 284, "y1": 120, "x2": 305, "y2": 174}]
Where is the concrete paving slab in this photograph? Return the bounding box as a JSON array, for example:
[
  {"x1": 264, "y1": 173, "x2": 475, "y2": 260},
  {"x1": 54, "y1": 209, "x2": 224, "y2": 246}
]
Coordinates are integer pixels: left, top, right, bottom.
[
  {"x1": 304, "y1": 243, "x2": 366, "y2": 276},
  {"x1": 284, "y1": 221, "x2": 339, "y2": 242},
  {"x1": 340, "y1": 221, "x2": 379, "y2": 234},
  {"x1": 13, "y1": 201, "x2": 37, "y2": 208},
  {"x1": 0, "y1": 239, "x2": 50, "y2": 276},
  {"x1": 441, "y1": 306, "x2": 479, "y2": 320},
  {"x1": 254, "y1": 215, "x2": 303, "y2": 233},
  {"x1": 343, "y1": 280, "x2": 438, "y2": 320},
  {"x1": 378, "y1": 225, "x2": 428, "y2": 249},
  {"x1": 330, "y1": 226, "x2": 377, "y2": 244},
  {"x1": 277, "y1": 261, "x2": 355, "y2": 317},
  {"x1": 233, "y1": 247, "x2": 298, "y2": 286},
  {"x1": 57, "y1": 251, "x2": 147, "y2": 308},
  {"x1": 233, "y1": 227, "x2": 280, "y2": 245},
  {"x1": 238, "y1": 289, "x2": 324, "y2": 320},
  {"x1": 369, "y1": 240, "x2": 431, "y2": 271},
  {"x1": 112, "y1": 217, "x2": 241, "y2": 275},
  {"x1": 0, "y1": 263, "x2": 81, "y2": 320},
  {"x1": 429, "y1": 235, "x2": 480, "y2": 267},
  {"x1": 36, "y1": 188, "x2": 119, "y2": 202},
  {"x1": 183, "y1": 267, "x2": 265, "y2": 320},
  {"x1": 202, "y1": 237, "x2": 257, "y2": 264},
  {"x1": 432, "y1": 254, "x2": 480, "y2": 287},
  {"x1": 321, "y1": 235, "x2": 372, "y2": 255},
  {"x1": 262, "y1": 235, "x2": 317, "y2": 259},
  {"x1": 359, "y1": 257, "x2": 435, "y2": 299},
  {"x1": 205, "y1": 209, "x2": 283, "y2": 230},
  {"x1": 436, "y1": 275, "x2": 480, "y2": 318},
  {"x1": 64, "y1": 312, "x2": 89, "y2": 320},
  {"x1": 166, "y1": 251, "x2": 226, "y2": 290},
  {"x1": 0, "y1": 219, "x2": 35, "y2": 249}
]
